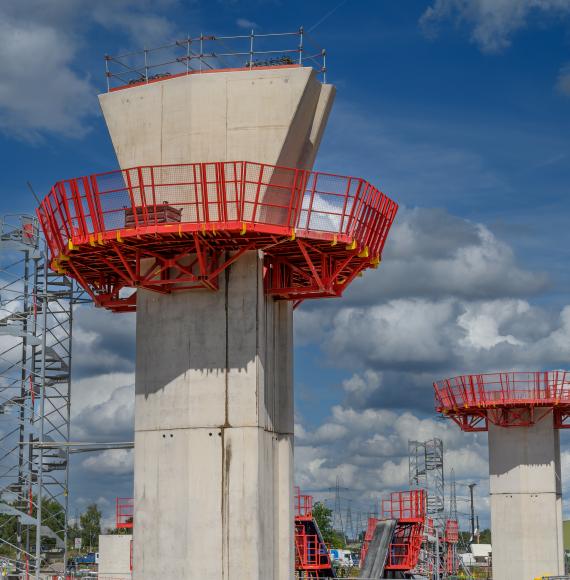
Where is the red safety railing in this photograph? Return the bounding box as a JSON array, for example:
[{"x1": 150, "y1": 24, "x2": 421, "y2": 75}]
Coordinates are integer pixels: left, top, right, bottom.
[
  {"x1": 444, "y1": 519, "x2": 459, "y2": 544},
  {"x1": 294, "y1": 527, "x2": 331, "y2": 571},
  {"x1": 116, "y1": 497, "x2": 134, "y2": 529},
  {"x1": 294, "y1": 488, "x2": 333, "y2": 576},
  {"x1": 381, "y1": 490, "x2": 426, "y2": 522},
  {"x1": 361, "y1": 490, "x2": 426, "y2": 572},
  {"x1": 446, "y1": 543, "x2": 457, "y2": 575},
  {"x1": 360, "y1": 516, "x2": 379, "y2": 563},
  {"x1": 37, "y1": 161, "x2": 397, "y2": 310},
  {"x1": 434, "y1": 371, "x2": 570, "y2": 430},
  {"x1": 294, "y1": 486, "x2": 313, "y2": 520},
  {"x1": 39, "y1": 161, "x2": 395, "y2": 262}
]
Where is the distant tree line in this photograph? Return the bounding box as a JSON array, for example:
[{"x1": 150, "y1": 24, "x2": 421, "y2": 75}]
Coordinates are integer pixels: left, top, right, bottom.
[{"x1": 0, "y1": 500, "x2": 108, "y2": 559}]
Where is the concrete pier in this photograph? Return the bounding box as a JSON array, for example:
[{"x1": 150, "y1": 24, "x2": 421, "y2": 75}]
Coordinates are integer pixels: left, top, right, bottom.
[
  {"x1": 99, "y1": 67, "x2": 335, "y2": 579},
  {"x1": 134, "y1": 253, "x2": 293, "y2": 578},
  {"x1": 488, "y1": 412, "x2": 564, "y2": 580},
  {"x1": 99, "y1": 534, "x2": 133, "y2": 580}
]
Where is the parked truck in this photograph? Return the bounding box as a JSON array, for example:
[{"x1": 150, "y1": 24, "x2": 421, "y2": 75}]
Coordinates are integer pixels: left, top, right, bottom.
[{"x1": 328, "y1": 548, "x2": 357, "y2": 568}]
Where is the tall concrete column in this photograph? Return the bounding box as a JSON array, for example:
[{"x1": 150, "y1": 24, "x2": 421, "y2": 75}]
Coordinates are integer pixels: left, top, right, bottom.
[
  {"x1": 488, "y1": 411, "x2": 564, "y2": 580},
  {"x1": 98, "y1": 66, "x2": 335, "y2": 579},
  {"x1": 134, "y1": 251, "x2": 293, "y2": 579}
]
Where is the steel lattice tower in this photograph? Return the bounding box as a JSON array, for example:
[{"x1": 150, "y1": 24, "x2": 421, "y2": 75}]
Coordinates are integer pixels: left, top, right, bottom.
[{"x1": 0, "y1": 215, "x2": 84, "y2": 578}]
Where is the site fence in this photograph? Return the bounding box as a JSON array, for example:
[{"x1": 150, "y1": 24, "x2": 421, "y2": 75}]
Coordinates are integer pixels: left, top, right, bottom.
[{"x1": 105, "y1": 28, "x2": 326, "y2": 90}]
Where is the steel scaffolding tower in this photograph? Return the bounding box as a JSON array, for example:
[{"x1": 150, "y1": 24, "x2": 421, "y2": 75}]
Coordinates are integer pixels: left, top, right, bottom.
[
  {"x1": 409, "y1": 438, "x2": 445, "y2": 531},
  {"x1": 448, "y1": 468, "x2": 457, "y2": 522},
  {"x1": 0, "y1": 215, "x2": 82, "y2": 578},
  {"x1": 409, "y1": 438, "x2": 446, "y2": 579}
]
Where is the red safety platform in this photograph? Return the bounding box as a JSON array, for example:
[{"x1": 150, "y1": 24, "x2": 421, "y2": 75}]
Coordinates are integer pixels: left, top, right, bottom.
[
  {"x1": 295, "y1": 486, "x2": 314, "y2": 520},
  {"x1": 36, "y1": 161, "x2": 397, "y2": 311},
  {"x1": 294, "y1": 487, "x2": 335, "y2": 578},
  {"x1": 116, "y1": 497, "x2": 134, "y2": 529},
  {"x1": 119, "y1": 490, "x2": 333, "y2": 576},
  {"x1": 444, "y1": 519, "x2": 459, "y2": 544},
  {"x1": 444, "y1": 519, "x2": 459, "y2": 575},
  {"x1": 361, "y1": 489, "x2": 426, "y2": 571},
  {"x1": 434, "y1": 370, "x2": 570, "y2": 431}
]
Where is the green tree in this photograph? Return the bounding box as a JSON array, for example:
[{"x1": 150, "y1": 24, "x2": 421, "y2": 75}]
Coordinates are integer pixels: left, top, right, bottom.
[
  {"x1": 312, "y1": 502, "x2": 346, "y2": 549},
  {"x1": 0, "y1": 496, "x2": 66, "y2": 557},
  {"x1": 79, "y1": 504, "x2": 101, "y2": 552},
  {"x1": 67, "y1": 520, "x2": 81, "y2": 553}
]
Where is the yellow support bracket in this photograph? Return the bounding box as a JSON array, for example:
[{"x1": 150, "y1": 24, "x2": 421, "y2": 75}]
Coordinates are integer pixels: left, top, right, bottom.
[
  {"x1": 89, "y1": 235, "x2": 96, "y2": 247},
  {"x1": 331, "y1": 235, "x2": 337, "y2": 246},
  {"x1": 240, "y1": 222, "x2": 247, "y2": 235},
  {"x1": 357, "y1": 246, "x2": 369, "y2": 258},
  {"x1": 97, "y1": 233, "x2": 104, "y2": 245},
  {"x1": 68, "y1": 240, "x2": 76, "y2": 251},
  {"x1": 116, "y1": 231, "x2": 123, "y2": 243},
  {"x1": 178, "y1": 224, "x2": 183, "y2": 238},
  {"x1": 290, "y1": 229, "x2": 296, "y2": 241},
  {"x1": 346, "y1": 240, "x2": 357, "y2": 251}
]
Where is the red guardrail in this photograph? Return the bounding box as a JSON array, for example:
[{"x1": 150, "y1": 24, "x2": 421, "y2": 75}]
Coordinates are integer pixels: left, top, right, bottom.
[
  {"x1": 434, "y1": 371, "x2": 570, "y2": 411},
  {"x1": 434, "y1": 371, "x2": 570, "y2": 430},
  {"x1": 361, "y1": 490, "x2": 426, "y2": 572},
  {"x1": 294, "y1": 486, "x2": 313, "y2": 520},
  {"x1": 36, "y1": 161, "x2": 397, "y2": 309},
  {"x1": 294, "y1": 529, "x2": 331, "y2": 571},
  {"x1": 445, "y1": 519, "x2": 459, "y2": 544},
  {"x1": 116, "y1": 497, "x2": 134, "y2": 529},
  {"x1": 38, "y1": 161, "x2": 396, "y2": 263},
  {"x1": 381, "y1": 489, "x2": 426, "y2": 522}
]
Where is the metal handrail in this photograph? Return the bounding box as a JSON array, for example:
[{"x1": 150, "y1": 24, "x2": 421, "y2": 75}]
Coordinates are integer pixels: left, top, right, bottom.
[
  {"x1": 104, "y1": 28, "x2": 327, "y2": 90},
  {"x1": 38, "y1": 161, "x2": 396, "y2": 263},
  {"x1": 434, "y1": 370, "x2": 570, "y2": 410}
]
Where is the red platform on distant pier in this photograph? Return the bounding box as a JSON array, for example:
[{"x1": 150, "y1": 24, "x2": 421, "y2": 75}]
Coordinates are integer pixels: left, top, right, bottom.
[{"x1": 434, "y1": 370, "x2": 570, "y2": 431}]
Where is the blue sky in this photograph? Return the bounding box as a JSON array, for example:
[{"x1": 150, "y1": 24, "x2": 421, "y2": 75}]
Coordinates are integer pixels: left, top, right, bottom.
[{"x1": 1, "y1": 0, "x2": 570, "y2": 532}]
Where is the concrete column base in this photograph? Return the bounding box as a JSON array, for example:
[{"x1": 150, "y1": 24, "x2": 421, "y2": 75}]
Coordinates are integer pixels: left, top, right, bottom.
[
  {"x1": 132, "y1": 251, "x2": 294, "y2": 580},
  {"x1": 488, "y1": 412, "x2": 564, "y2": 580}
]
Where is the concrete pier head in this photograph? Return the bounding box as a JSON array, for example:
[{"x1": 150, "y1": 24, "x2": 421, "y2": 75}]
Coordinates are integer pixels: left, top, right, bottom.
[
  {"x1": 489, "y1": 412, "x2": 564, "y2": 580},
  {"x1": 434, "y1": 372, "x2": 569, "y2": 580},
  {"x1": 99, "y1": 67, "x2": 335, "y2": 579}
]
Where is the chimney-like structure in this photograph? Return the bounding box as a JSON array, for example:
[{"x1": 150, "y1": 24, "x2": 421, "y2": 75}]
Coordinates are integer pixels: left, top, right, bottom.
[{"x1": 434, "y1": 371, "x2": 568, "y2": 580}]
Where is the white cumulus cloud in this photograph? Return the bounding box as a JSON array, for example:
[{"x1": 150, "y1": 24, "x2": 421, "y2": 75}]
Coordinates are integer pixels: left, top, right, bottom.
[{"x1": 420, "y1": 0, "x2": 570, "y2": 53}]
